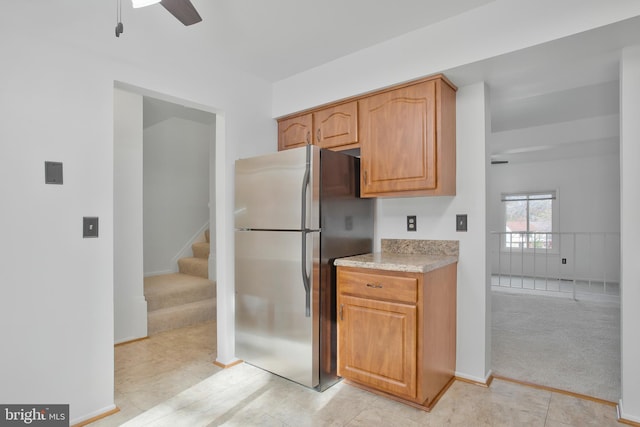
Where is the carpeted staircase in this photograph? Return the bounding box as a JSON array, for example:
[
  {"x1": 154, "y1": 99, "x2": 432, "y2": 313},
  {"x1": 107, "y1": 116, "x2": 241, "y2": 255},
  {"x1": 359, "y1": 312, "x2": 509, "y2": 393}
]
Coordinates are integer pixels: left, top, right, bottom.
[{"x1": 145, "y1": 230, "x2": 216, "y2": 335}]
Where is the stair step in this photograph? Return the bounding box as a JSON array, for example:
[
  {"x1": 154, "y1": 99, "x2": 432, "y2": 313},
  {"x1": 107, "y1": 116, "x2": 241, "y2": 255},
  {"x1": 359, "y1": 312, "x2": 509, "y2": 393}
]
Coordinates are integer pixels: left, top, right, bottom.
[
  {"x1": 178, "y1": 257, "x2": 208, "y2": 278},
  {"x1": 192, "y1": 241, "x2": 210, "y2": 259},
  {"x1": 145, "y1": 273, "x2": 215, "y2": 312},
  {"x1": 147, "y1": 299, "x2": 216, "y2": 336}
]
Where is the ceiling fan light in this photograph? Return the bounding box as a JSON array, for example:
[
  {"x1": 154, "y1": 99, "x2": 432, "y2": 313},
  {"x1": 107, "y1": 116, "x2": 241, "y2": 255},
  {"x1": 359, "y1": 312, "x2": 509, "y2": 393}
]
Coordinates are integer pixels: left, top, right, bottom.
[{"x1": 132, "y1": 0, "x2": 161, "y2": 8}]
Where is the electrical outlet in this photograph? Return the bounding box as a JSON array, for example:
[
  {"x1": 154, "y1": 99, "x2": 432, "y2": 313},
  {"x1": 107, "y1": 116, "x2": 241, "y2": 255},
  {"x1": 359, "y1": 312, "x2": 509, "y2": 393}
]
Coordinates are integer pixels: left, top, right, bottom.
[
  {"x1": 407, "y1": 215, "x2": 417, "y2": 232},
  {"x1": 456, "y1": 214, "x2": 468, "y2": 232},
  {"x1": 562, "y1": 258, "x2": 567, "y2": 264},
  {"x1": 345, "y1": 215, "x2": 353, "y2": 231}
]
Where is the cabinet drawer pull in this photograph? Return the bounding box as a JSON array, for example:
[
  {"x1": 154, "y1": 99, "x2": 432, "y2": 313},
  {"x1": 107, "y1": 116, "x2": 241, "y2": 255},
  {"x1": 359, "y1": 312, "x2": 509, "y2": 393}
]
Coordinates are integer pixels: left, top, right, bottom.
[{"x1": 366, "y1": 283, "x2": 383, "y2": 289}]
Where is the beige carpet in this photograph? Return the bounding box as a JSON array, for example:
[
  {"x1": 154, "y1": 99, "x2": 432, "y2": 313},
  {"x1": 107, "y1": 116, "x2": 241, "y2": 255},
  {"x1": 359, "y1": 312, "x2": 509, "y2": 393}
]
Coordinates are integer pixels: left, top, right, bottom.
[
  {"x1": 145, "y1": 273, "x2": 216, "y2": 335},
  {"x1": 144, "y1": 229, "x2": 215, "y2": 335},
  {"x1": 491, "y1": 291, "x2": 620, "y2": 402}
]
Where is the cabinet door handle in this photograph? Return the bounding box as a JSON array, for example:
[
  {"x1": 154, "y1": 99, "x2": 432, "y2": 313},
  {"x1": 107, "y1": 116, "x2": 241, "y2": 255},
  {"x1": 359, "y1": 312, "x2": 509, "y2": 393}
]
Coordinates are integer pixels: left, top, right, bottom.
[
  {"x1": 366, "y1": 283, "x2": 383, "y2": 289},
  {"x1": 316, "y1": 129, "x2": 321, "y2": 143},
  {"x1": 339, "y1": 304, "x2": 344, "y2": 321},
  {"x1": 306, "y1": 131, "x2": 311, "y2": 145},
  {"x1": 363, "y1": 170, "x2": 368, "y2": 184}
]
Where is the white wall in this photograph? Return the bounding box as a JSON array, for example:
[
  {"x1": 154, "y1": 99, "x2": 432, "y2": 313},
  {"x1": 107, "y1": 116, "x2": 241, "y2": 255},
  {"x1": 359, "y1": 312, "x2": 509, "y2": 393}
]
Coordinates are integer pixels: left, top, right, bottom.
[
  {"x1": 143, "y1": 116, "x2": 212, "y2": 276},
  {"x1": 489, "y1": 154, "x2": 621, "y2": 233},
  {"x1": 489, "y1": 154, "x2": 621, "y2": 282},
  {"x1": 0, "y1": 2, "x2": 274, "y2": 424},
  {"x1": 619, "y1": 45, "x2": 640, "y2": 423},
  {"x1": 114, "y1": 88, "x2": 148, "y2": 344}
]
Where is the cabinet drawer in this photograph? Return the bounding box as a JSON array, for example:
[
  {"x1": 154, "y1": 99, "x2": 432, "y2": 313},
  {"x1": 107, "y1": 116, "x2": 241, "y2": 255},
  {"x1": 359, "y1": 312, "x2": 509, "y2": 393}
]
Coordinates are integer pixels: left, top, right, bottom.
[{"x1": 338, "y1": 269, "x2": 417, "y2": 303}]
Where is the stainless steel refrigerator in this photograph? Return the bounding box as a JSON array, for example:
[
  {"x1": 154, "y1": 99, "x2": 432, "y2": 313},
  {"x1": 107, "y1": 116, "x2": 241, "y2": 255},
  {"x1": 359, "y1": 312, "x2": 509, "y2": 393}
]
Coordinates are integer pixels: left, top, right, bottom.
[{"x1": 235, "y1": 145, "x2": 374, "y2": 390}]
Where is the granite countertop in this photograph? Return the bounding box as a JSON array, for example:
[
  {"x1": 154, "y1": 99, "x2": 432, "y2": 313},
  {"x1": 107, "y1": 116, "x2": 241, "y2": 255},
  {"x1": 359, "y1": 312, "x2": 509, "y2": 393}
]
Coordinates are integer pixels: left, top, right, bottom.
[{"x1": 334, "y1": 239, "x2": 459, "y2": 273}]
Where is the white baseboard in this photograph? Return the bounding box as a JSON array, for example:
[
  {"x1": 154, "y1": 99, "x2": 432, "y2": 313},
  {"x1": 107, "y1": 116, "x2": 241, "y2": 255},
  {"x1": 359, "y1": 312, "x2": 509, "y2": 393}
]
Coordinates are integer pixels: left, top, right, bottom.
[{"x1": 618, "y1": 399, "x2": 640, "y2": 423}]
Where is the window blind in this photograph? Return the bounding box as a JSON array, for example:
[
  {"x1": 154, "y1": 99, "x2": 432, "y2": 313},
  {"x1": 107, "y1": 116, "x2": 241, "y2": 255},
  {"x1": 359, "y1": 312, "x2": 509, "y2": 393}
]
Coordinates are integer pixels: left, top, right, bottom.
[{"x1": 501, "y1": 191, "x2": 556, "y2": 202}]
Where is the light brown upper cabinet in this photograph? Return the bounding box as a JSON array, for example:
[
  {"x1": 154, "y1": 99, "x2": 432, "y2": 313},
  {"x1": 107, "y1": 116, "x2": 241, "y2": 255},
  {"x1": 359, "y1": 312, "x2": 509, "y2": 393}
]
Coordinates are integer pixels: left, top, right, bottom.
[
  {"x1": 313, "y1": 101, "x2": 358, "y2": 150},
  {"x1": 276, "y1": 74, "x2": 456, "y2": 198},
  {"x1": 359, "y1": 77, "x2": 456, "y2": 198},
  {"x1": 278, "y1": 113, "x2": 313, "y2": 151},
  {"x1": 278, "y1": 102, "x2": 359, "y2": 151}
]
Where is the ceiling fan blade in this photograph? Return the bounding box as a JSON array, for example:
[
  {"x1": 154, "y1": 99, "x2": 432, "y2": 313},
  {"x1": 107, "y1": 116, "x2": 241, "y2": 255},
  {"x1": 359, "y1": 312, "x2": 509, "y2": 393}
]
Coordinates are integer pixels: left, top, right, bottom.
[{"x1": 160, "y1": 0, "x2": 202, "y2": 26}]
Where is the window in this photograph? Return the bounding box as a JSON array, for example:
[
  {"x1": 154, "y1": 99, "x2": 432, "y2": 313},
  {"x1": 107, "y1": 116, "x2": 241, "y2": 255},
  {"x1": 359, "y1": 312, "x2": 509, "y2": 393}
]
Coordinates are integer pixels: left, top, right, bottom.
[{"x1": 502, "y1": 191, "x2": 556, "y2": 249}]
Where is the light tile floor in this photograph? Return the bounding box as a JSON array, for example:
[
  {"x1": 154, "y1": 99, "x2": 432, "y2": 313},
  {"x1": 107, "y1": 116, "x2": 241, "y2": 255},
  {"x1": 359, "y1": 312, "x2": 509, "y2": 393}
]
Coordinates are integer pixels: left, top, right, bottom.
[{"x1": 89, "y1": 321, "x2": 621, "y2": 427}]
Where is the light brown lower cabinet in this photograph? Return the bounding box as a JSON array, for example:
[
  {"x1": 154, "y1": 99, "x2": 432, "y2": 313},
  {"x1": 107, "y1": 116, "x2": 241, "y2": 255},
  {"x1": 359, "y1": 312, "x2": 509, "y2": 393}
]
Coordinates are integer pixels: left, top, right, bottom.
[{"x1": 336, "y1": 263, "x2": 457, "y2": 410}]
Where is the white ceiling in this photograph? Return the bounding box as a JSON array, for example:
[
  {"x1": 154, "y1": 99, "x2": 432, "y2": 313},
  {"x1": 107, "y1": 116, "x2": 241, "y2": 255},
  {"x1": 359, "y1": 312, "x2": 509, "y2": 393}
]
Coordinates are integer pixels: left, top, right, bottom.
[
  {"x1": 177, "y1": 0, "x2": 495, "y2": 82},
  {"x1": 128, "y1": 1, "x2": 640, "y2": 163},
  {"x1": 143, "y1": 96, "x2": 216, "y2": 128},
  {"x1": 450, "y1": 15, "x2": 640, "y2": 163}
]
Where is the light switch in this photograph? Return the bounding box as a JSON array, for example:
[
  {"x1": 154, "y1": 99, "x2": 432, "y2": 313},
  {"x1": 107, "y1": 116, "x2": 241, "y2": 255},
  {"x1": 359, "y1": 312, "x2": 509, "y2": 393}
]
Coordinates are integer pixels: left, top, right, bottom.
[
  {"x1": 456, "y1": 214, "x2": 467, "y2": 232},
  {"x1": 83, "y1": 217, "x2": 99, "y2": 238}
]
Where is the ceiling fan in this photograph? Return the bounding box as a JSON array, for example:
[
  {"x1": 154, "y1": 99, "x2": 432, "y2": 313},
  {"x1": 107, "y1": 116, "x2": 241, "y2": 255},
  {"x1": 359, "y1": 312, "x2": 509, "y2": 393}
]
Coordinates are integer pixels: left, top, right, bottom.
[
  {"x1": 133, "y1": 0, "x2": 202, "y2": 26},
  {"x1": 116, "y1": 0, "x2": 202, "y2": 37}
]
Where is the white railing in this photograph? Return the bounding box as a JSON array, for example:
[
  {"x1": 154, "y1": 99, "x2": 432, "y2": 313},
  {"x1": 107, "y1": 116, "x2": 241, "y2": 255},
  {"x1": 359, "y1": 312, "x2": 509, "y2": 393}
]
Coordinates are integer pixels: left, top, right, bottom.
[{"x1": 490, "y1": 232, "x2": 620, "y2": 299}]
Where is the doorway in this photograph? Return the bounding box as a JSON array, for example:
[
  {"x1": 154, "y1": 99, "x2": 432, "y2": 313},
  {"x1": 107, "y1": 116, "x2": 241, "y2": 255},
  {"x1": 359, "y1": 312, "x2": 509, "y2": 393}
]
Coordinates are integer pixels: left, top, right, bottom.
[
  {"x1": 113, "y1": 82, "x2": 218, "y2": 343},
  {"x1": 488, "y1": 155, "x2": 621, "y2": 402}
]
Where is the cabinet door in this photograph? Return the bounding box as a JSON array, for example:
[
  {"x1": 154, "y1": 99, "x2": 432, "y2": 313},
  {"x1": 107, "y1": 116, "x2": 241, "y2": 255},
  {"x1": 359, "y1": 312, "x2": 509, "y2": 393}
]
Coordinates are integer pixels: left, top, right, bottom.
[
  {"x1": 314, "y1": 101, "x2": 358, "y2": 149},
  {"x1": 338, "y1": 294, "x2": 417, "y2": 399},
  {"x1": 359, "y1": 80, "x2": 436, "y2": 196},
  {"x1": 278, "y1": 113, "x2": 312, "y2": 150}
]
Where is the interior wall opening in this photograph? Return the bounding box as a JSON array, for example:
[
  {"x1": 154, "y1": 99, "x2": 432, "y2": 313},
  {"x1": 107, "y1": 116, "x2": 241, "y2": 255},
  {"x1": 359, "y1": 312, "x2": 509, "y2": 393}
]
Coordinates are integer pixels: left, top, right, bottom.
[
  {"x1": 487, "y1": 79, "x2": 621, "y2": 403},
  {"x1": 113, "y1": 83, "x2": 221, "y2": 419}
]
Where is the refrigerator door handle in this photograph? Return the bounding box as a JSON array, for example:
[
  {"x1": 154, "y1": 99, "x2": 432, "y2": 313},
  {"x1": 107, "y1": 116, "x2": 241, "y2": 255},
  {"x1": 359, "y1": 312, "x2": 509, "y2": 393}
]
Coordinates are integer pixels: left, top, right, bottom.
[
  {"x1": 301, "y1": 231, "x2": 311, "y2": 317},
  {"x1": 301, "y1": 144, "x2": 310, "y2": 231},
  {"x1": 301, "y1": 145, "x2": 311, "y2": 317}
]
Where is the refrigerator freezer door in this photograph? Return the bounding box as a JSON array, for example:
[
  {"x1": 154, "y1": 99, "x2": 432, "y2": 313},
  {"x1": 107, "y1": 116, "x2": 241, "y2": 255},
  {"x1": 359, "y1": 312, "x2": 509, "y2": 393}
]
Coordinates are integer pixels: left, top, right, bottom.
[
  {"x1": 235, "y1": 229, "x2": 320, "y2": 388},
  {"x1": 235, "y1": 146, "x2": 320, "y2": 231},
  {"x1": 319, "y1": 149, "x2": 374, "y2": 263}
]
